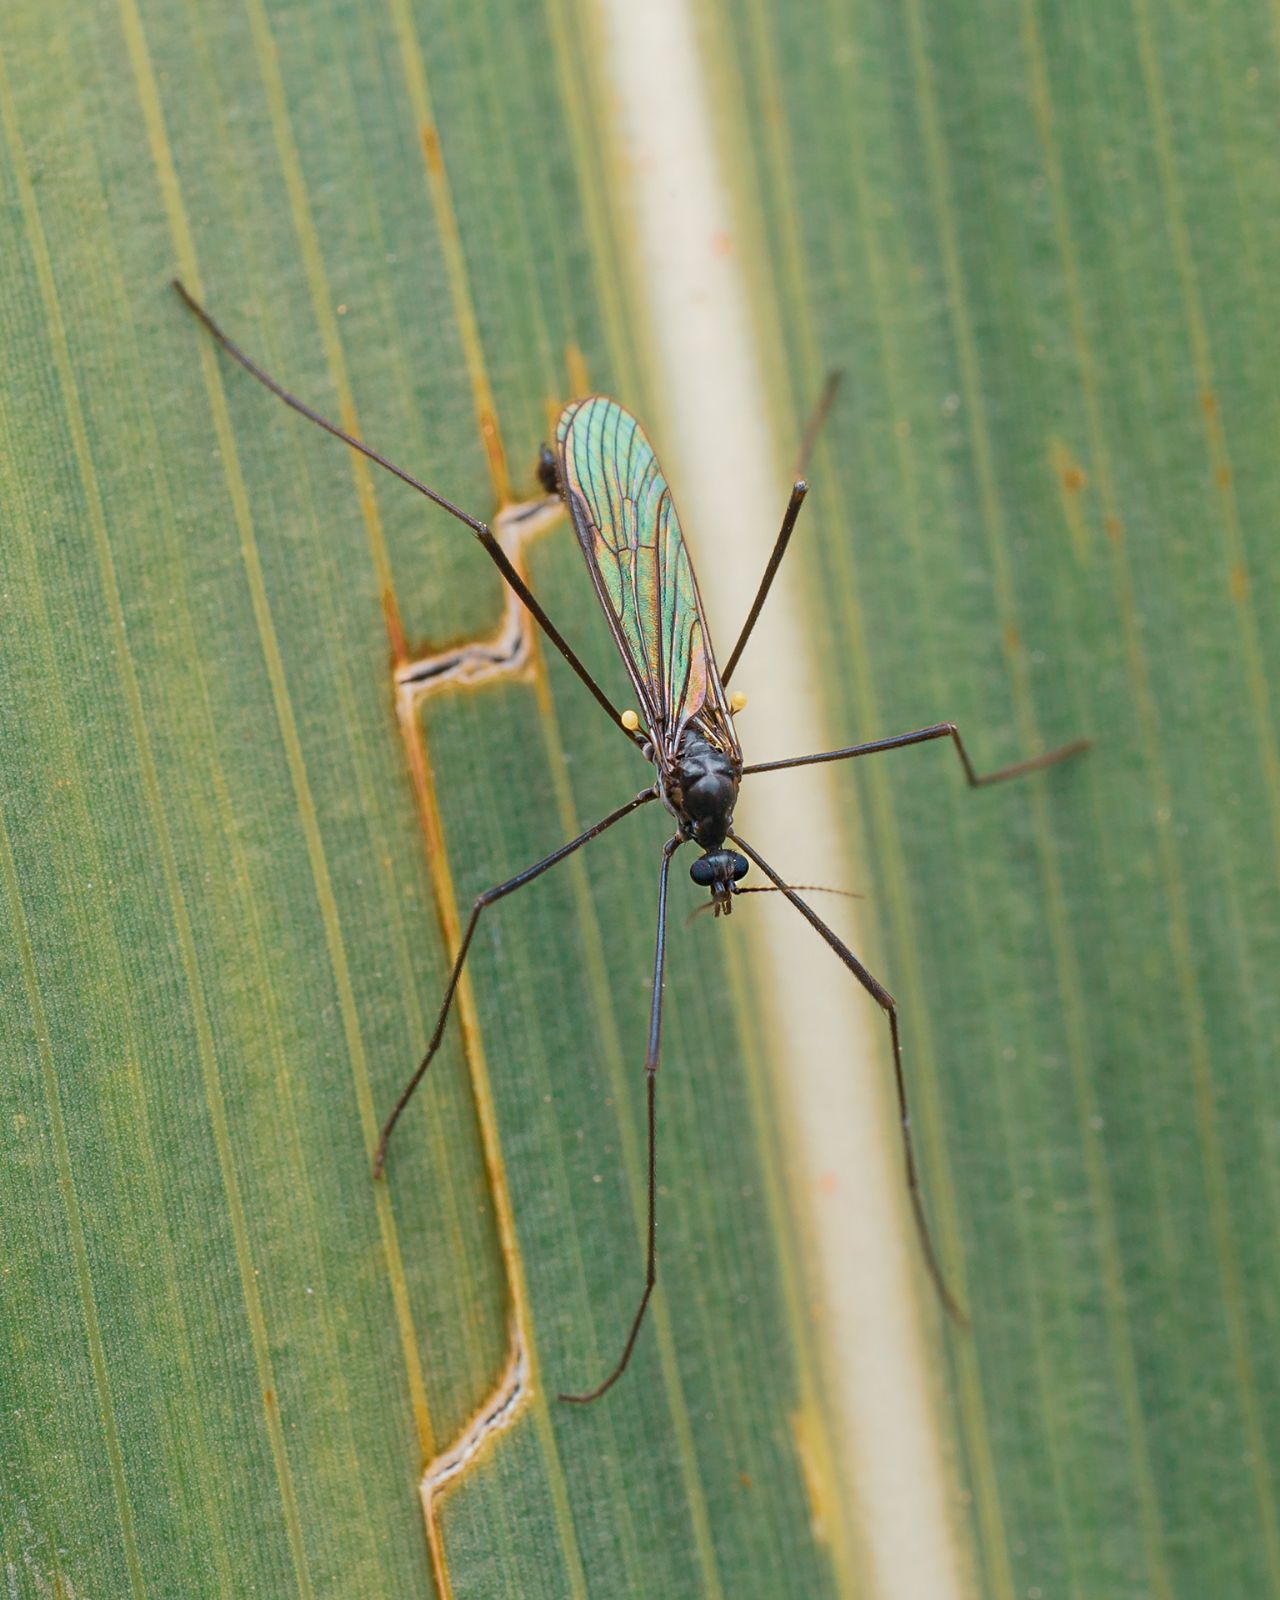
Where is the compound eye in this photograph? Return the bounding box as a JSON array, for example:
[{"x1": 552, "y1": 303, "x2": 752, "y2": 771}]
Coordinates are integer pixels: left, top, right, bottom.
[
  {"x1": 730, "y1": 853, "x2": 750, "y2": 882},
  {"x1": 690, "y1": 856, "x2": 717, "y2": 887}
]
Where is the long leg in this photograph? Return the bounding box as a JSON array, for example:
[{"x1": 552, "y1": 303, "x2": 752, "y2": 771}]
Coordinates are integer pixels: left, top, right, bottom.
[
  {"x1": 374, "y1": 788, "x2": 656, "y2": 1175},
  {"x1": 722, "y1": 371, "x2": 842, "y2": 686},
  {"x1": 793, "y1": 369, "x2": 843, "y2": 480},
  {"x1": 172, "y1": 280, "x2": 638, "y2": 744},
  {"x1": 560, "y1": 833, "x2": 682, "y2": 1403},
  {"x1": 744, "y1": 721, "x2": 1090, "y2": 784},
  {"x1": 722, "y1": 481, "x2": 808, "y2": 686},
  {"x1": 729, "y1": 831, "x2": 967, "y2": 1326}
]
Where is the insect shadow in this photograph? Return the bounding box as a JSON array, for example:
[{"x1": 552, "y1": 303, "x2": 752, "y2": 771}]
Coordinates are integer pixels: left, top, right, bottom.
[{"x1": 175, "y1": 281, "x2": 1089, "y2": 1404}]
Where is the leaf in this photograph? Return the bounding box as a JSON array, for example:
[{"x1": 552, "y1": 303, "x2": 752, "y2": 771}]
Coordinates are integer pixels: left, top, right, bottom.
[
  {"x1": 8, "y1": 0, "x2": 1276, "y2": 1595},
  {"x1": 1, "y1": 2, "x2": 850, "y2": 1597},
  {"x1": 706, "y1": 0, "x2": 1280, "y2": 1594}
]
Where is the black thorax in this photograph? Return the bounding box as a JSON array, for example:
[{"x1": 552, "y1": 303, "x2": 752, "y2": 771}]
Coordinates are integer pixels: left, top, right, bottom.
[{"x1": 666, "y1": 724, "x2": 741, "y2": 849}]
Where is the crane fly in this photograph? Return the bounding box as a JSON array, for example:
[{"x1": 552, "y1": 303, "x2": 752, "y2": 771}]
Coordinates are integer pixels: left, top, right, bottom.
[{"x1": 174, "y1": 280, "x2": 1090, "y2": 1403}]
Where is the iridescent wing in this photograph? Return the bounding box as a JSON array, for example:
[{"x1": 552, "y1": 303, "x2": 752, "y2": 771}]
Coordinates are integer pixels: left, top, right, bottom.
[{"x1": 556, "y1": 396, "x2": 737, "y2": 764}]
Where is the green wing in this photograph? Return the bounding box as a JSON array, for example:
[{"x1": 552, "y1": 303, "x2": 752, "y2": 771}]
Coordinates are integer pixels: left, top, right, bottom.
[{"x1": 557, "y1": 396, "x2": 731, "y2": 757}]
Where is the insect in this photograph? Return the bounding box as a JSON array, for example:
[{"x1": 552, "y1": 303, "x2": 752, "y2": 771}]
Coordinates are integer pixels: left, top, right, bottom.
[{"x1": 175, "y1": 280, "x2": 1089, "y2": 1402}]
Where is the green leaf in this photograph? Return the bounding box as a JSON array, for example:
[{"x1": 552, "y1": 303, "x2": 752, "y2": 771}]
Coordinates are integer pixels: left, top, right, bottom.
[
  {"x1": 704, "y1": 0, "x2": 1280, "y2": 1594},
  {"x1": 1, "y1": 2, "x2": 849, "y2": 1597},
  {"x1": 7, "y1": 0, "x2": 1276, "y2": 1595}
]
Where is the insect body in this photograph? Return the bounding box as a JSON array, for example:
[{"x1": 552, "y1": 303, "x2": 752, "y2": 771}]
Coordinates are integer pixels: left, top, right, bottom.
[
  {"x1": 553, "y1": 398, "x2": 750, "y2": 910},
  {"x1": 175, "y1": 281, "x2": 1089, "y2": 1403}
]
